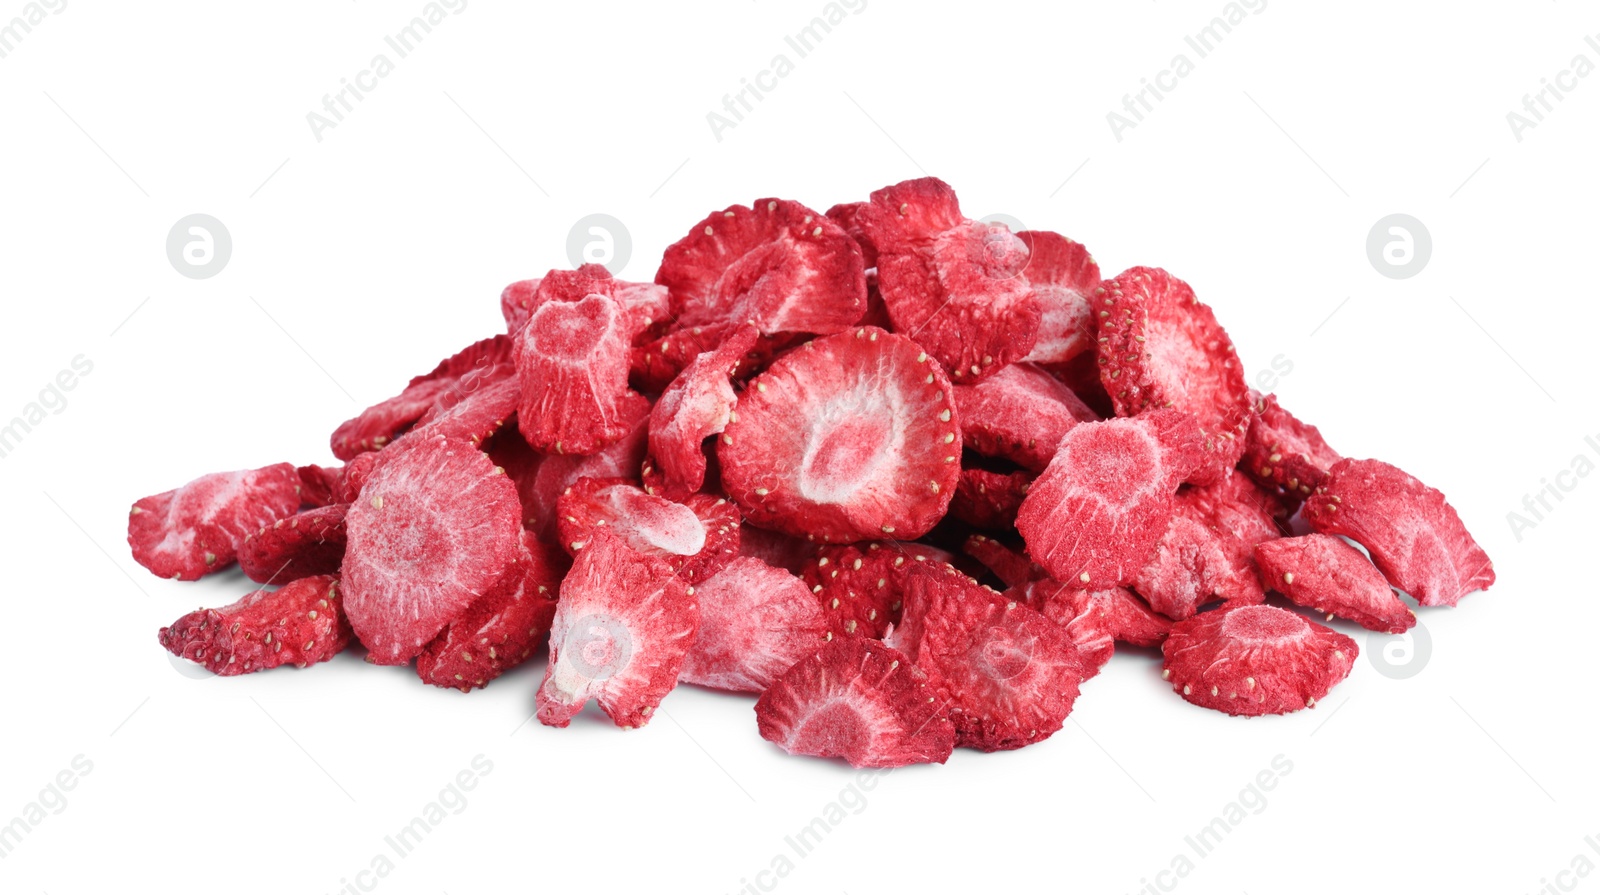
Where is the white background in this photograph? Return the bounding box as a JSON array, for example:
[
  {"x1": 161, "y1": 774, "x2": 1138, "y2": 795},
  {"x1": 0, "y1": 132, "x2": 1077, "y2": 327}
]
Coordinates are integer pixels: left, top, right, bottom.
[{"x1": 1, "y1": 2, "x2": 1595, "y2": 893}]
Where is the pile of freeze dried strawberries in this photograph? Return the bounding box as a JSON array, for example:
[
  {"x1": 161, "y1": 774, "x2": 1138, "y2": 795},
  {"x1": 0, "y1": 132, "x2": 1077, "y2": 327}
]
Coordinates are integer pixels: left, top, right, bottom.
[{"x1": 131, "y1": 177, "x2": 1494, "y2": 767}]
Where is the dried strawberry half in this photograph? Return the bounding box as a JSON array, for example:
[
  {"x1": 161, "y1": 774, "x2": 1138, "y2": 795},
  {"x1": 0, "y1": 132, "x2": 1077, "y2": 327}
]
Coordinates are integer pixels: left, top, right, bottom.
[
  {"x1": 159, "y1": 574, "x2": 351, "y2": 675},
  {"x1": 949, "y1": 466, "x2": 1031, "y2": 530},
  {"x1": 1017, "y1": 231, "x2": 1100, "y2": 366},
  {"x1": 128, "y1": 463, "x2": 302, "y2": 581},
  {"x1": 238, "y1": 504, "x2": 348, "y2": 585},
  {"x1": 856, "y1": 177, "x2": 1040, "y2": 383},
  {"x1": 342, "y1": 434, "x2": 525, "y2": 665},
  {"x1": 331, "y1": 334, "x2": 514, "y2": 460},
  {"x1": 1016, "y1": 409, "x2": 1204, "y2": 589},
  {"x1": 1304, "y1": 458, "x2": 1494, "y2": 607},
  {"x1": 953, "y1": 362, "x2": 1097, "y2": 472},
  {"x1": 1095, "y1": 267, "x2": 1251, "y2": 485},
  {"x1": 1256, "y1": 534, "x2": 1415, "y2": 634},
  {"x1": 1239, "y1": 393, "x2": 1342, "y2": 505},
  {"x1": 648, "y1": 325, "x2": 759, "y2": 496},
  {"x1": 755, "y1": 637, "x2": 954, "y2": 768},
  {"x1": 515, "y1": 292, "x2": 641, "y2": 455},
  {"x1": 680, "y1": 557, "x2": 830, "y2": 693},
  {"x1": 417, "y1": 533, "x2": 569, "y2": 691},
  {"x1": 537, "y1": 532, "x2": 699, "y2": 729},
  {"x1": 1162, "y1": 603, "x2": 1357, "y2": 716},
  {"x1": 721, "y1": 327, "x2": 961, "y2": 543},
  {"x1": 656, "y1": 198, "x2": 866, "y2": 346},
  {"x1": 889, "y1": 564, "x2": 1084, "y2": 751}
]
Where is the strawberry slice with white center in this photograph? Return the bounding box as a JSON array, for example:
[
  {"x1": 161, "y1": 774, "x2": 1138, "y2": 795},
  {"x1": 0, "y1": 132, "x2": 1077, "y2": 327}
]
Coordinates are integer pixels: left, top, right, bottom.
[
  {"x1": 1017, "y1": 230, "x2": 1101, "y2": 366},
  {"x1": 953, "y1": 361, "x2": 1098, "y2": 472},
  {"x1": 680, "y1": 556, "x2": 829, "y2": 693},
  {"x1": 515, "y1": 292, "x2": 640, "y2": 455},
  {"x1": 1162, "y1": 603, "x2": 1357, "y2": 716},
  {"x1": 128, "y1": 463, "x2": 303, "y2": 581}
]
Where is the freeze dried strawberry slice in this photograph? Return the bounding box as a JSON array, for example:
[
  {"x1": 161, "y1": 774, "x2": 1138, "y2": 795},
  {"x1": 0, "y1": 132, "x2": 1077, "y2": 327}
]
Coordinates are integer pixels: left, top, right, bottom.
[
  {"x1": 406, "y1": 371, "x2": 519, "y2": 447},
  {"x1": 755, "y1": 637, "x2": 954, "y2": 768},
  {"x1": 825, "y1": 201, "x2": 878, "y2": 269},
  {"x1": 503, "y1": 265, "x2": 670, "y2": 343},
  {"x1": 1136, "y1": 509, "x2": 1264, "y2": 621},
  {"x1": 656, "y1": 198, "x2": 866, "y2": 344},
  {"x1": 342, "y1": 435, "x2": 525, "y2": 665},
  {"x1": 648, "y1": 326, "x2": 759, "y2": 495},
  {"x1": 737, "y1": 524, "x2": 818, "y2": 575},
  {"x1": 802, "y1": 542, "x2": 951, "y2": 639},
  {"x1": 1162, "y1": 604, "x2": 1357, "y2": 716},
  {"x1": 1017, "y1": 231, "x2": 1100, "y2": 366},
  {"x1": 954, "y1": 362, "x2": 1097, "y2": 472},
  {"x1": 331, "y1": 335, "x2": 514, "y2": 460},
  {"x1": 417, "y1": 534, "x2": 569, "y2": 691},
  {"x1": 675, "y1": 493, "x2": 742, "y2": 584},
  {"x1": 890, "y1": 564, "x2": 1083, "y2": 751},
  {"x1": 238, "y1": 504, "x2": 348, "y2": 585},
  {"x1": 489, "y1": 399, "x2": 651, "y2": 540},
  {"x1": 296, "y1": 464, "x2": 343, "y2": 509},
  {"x1": 500, "y1": 277, "x2": 542, "y2": 334},
  {"x1": 963, "y1": 534, "x2": 1035, "y2": 589},
  {"x1": 1240, "y1": 392, "x2": 1343, "y2": 505},
  {"x1": 128, "y1": 463, "x2": 302, "y2": 581},
  {"x1": 1016, "y1": 410, "x2": 1204, "y2": 588},
  {"x1": 721, "y1": 327, "x2": 960, "y2": 543},
  {"x1": 857, "y1": 177, "x2": 1040, "y2": 383},
  {"x1": 516, "y1": 293, "x2": 640, "y2": 455},
  {"x1": 1256, "y1": 534, "x2": 1415, "y2": 634},
  {"x1": 557, "y1": 475, "x2": 707, "y2": 559},
  {"x1": 949, "y1": 467, "x2": 1031, "y2": 530},
  {"x1": 1096, "y1": 267, "x2": 1251, "y2": 485},
  {"x1": 537, "y1": 532, "x2": 699, "y2": 729},
  {"x1": 159, "y1": 575, "x2": 351, "y2": 676},
  {"x1": 1304, "y1": 458, "x2": 1494, "y2": 607},
  {"x1": 680, "y1": 557, "x2": 829, "y2": 693}
]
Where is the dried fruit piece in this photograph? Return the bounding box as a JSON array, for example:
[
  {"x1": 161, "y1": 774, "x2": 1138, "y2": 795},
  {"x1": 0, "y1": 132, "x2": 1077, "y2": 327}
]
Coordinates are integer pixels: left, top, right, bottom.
[
  {"x1": 503, "y1": 265, "x2": 669, "y2": 343},
  {"x1": 1304, "y1": 458, "x2": 1494, "y2": 607},
  {"x1": 1095, "y1": 267, "x2": 1251, "y2": 485},
  {"x1": 1162, "y1": 604, "x2": 1357, "y2": 716},
  {"x1": 417, "y1": 534, "x2": 569, "y2": 691},
  {"x1": 721, "y1": 327, "x2": 960, "y2": 543},
  {"x1": 537, "y1": 533, "x2": 699, "y2": 729},
  {"x1": 825, "y1": 201, "x2": 878, "y2": 269},
  {"x1": 675, "y1": 493, "x2": 742, "y2": 584},
  {"x1": 648, "y1": 326, "x2": 759, "y2": 495},
  {"x1": 680, "y1": 557, "x2": 829, "y2": 693},
  {"x1": 1017, "y1": 231, "x2": 1100, "y2": 365},
  {"x1": 515, "y1": 292, "x2": 641, "y2": 455},
  {"x1": 558, "y1": 477, "x2": 707, "y2": 559},
  {"x1": 857, "y1": 177, "x2": 1040, "y2": 383},
  {"x1": 338, "y1": 451, "x2": 380, "y2": 503},
  {"x1": 948, "y1": 466, "x2": 1031, "y2": 530},
  {"x1": 159, "y1": 575, "x2": 350, "y2": 675},
  {"x1": 296, "y1": 464, "x2": 344, "y2": 509},
  {"x1": 128, "y1": 463, "x2": 302, "y2": 581},
  {"x1": 499, "y1": 277, "x2": 542, "y2": 334},
  {"x1": 238, "y1": 504, "x2": 349, "y2": 585},
  {"x1": 802, "y1": 542, "x2": 950, "y2": 639},
  {"x1": 1016, "y1": 410, "x2": 1204, "y2": 588},
  {"x1": 489, "y1": 397, "x2": 651, "y2": 540},
  {"x1": 1239, "y1": 393, "x2": 1342, "y2": 504},
  {"x1": 331, "y1": 335, "x2": 513, "y2": 460},
  {"x1": 954, "y1": 362, "x2": 1097, "y2": 472},
  {"x1": 342, "y1": 435, "x2": 525, "y2": 665},
  {"x1": 1256, "y1": 534, "x2": 1415, "y2": 634},
  {"x1": 889, "y1": 564, "x2": 1084, "y2": 751},
  {"x1": 1135, "y1": 476, "x2": 1284, "y2": 620},
  {"x1": 962, "y1": 534, "x2": 1035, "y2": 589},
  {"x1": 755, "y1": 637, "x2": 954, "y2": 768},
  {"x1": 405, "y1": 372, "x2": 519, "y2": 447}
]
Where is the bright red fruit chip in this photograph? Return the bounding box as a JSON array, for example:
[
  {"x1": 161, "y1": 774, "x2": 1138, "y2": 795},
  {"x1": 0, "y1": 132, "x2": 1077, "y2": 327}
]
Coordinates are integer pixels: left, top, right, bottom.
[
  {"x1": 1162, "y1": 604, "x2": 1357, "y2": 716},
  {"x1": 1240, "y1": 392, "x2": 1342, "y2": 505},
  {"x1": 128, "y1": 463, "x2": 303, "y2": 581},
  {"x1": 515, "y1": 292, "x2": 640, "y2": 455},
  {"x1": 238, "y1": 503, "x2": 348, "y2": 585},
  {"x1": 949, "y1": 466, "x2": 1032, "y2": 530},
  {"x1": 1255, "y1": 534, "x2": 1415, "y2": 634},
  {"x1": 954, "y1": 362, "x2": 1097, "y2": 472},
  {"x1": 648, "y1": 325, "x2": 759, "y2": 495},
  {"x1": 1017, "y1": 230, "x2": 1100, "y2": 366},
  {"x1": 331, "y1": 335, "x2": 513, "y2": 460},
  {"x1": 680, "y1": 557, "x2": 829, "y2": 693},
  {"x1": 159, "y1": 575, "x2": 351, "y2": 675}
]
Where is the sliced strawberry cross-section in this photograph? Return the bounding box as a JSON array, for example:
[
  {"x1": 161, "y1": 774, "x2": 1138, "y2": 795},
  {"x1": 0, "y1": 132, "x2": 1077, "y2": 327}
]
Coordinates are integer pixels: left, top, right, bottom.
[
  {"x1": 1239, "y1": 392, "x2": 1342, "y2": 507},
  {"x1": 802, "y1": 541, "x2": 953, "y2": 639},
  {"x1": 128, "y1": 462, "x2": 303, "y2": 581},
  {"x1": 1304, "y1": 458, "x2": 1494, "y2": 607},
  {"x1": 1162, "y1": 603, "x2": 1357, "y2": 716},
  {"x1": 954, "y1": 361, "x2": 1097, "y2": 472},
  {"x1": 755, "y1": 637, "x2": 955, "y2": 768},
  {"x1": 515, "y1": 292, "x2": 640, "y2": 455},
  {"x1": 159, "y1": 574, "x2": 351, "y2": 676},
  {"x1": 1255, "y1": 534, "x2": 1415, "y2": 634},
  {"x1": 537, "y1": 532, "x2": 699, "y2": 729},
  {"x1": 488, "y1": 398, "x2": 651, "y2": 541},
  {"x1": 1135, "y1": 475, "x2": 1284, "y2": 621},
  {"x1": 555, "y1": 478, "x2": 737, "y2": 584},
  {"x1": 1017, "y1": 230, "x2": 1101, "y2": 366},
  {"x1": 331, "y1": 334, "x2": 514, "y2": 461},
  {"x1": 680, "y1": 556, "x2": 830, "y2": 693},
  {"x1": 502, "y1": 264, "x2": 669, "y2": 343},
  {"x1": 648, "y1": 325, "x2": 760, "y2": 496},
  {"x1": 949, "y1": 466, "x2": 1032, "y2": 531},
  {"x1": 341, "y1": 434, "x2": 525, "y2": 665},
  {"x1": 721, "y1": 326, "x2": 961, "y2": 543},
  {"x1": 238, "y1": 503, "x2": 348, "y2": 585}
]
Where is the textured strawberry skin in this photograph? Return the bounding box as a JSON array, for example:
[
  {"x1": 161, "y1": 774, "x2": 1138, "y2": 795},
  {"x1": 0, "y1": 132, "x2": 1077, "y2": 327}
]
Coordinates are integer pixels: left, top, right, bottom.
[{"x1": 159, "y1": 575, "x2": 351, "y2": 675}]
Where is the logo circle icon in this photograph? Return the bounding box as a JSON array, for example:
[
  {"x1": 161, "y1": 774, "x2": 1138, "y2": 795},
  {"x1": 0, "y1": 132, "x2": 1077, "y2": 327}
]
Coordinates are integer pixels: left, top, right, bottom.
[
  {"x1": 564, "y1": 614, "x2": 634, "y2": 682},
  {"x1": 1367, "y1": 619, "x2": 1432, "y2": 680},
  {"x1": 1366, "y1": 214, "x2": 1431, "y2": 280},
  {"x1": 566, "y1": 214, "x2": 632, "y2": 276},
  {"x1": 166, "y1": 214, "x2": 233, "y2": 279}
]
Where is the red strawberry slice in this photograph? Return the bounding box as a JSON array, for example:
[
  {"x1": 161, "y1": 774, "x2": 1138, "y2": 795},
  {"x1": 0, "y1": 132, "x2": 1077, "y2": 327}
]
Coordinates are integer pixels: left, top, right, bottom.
[
  {"x1": 656, "y1": 198, "x2": 867, "y2": 346},
  {"x1": 337, "y1": 451, "x2": 380, "y2": 504},
  {"x1": 503, "y1": 265, "x2": 670, "y2": 343},
  {"x1": 721, "y1": 326, "x2": 961, "y2": 543},
  {"x1": 888, "y1": 564, "x2": 1084, "y2": 751},
  {"x1": 856, "y1": 177, "x2": 1041, "y2": 383},
  {"x1": 331, "y1": 335, "x2": 514, "y2": 460},
  {"x1": 949, "y1": 466, "x2": 1032, "y2": 530},
  {"x1": 558, "y1": 477, "x2": 707, "y2": 558},
  {"x1": 802, "y1": 541, "x2": 952, "y2": 639},
  {"x1": 680, "y1": 557, "x2": 830, "y2": 693},
  {"x1": 515, "y1": 293, "x2": 641, "y2": 455},
  {"x1": 296, "y1": 464, "x2": 344, "y2": 509},
  {"x1": 238, "y1": 504, "x2": 348, "y2": 585},
  {"x1": 1016, "y1": 410, "x2": 1204, "y2": 589},
  {"x1": 487, "y1": 400, "x2": 651, "y2": 540},
  {"x1": 537, "y1": 532, "x2": 699, "y2": 729},
  {"x1": 417, "y1": 533, "x2": 569, "y2": 691},
  {"x1": 159, "y1": 574, "x2": 351, "y2": 675},
  {"x1": 128, "y1": 463, "x2": 302, "y2": 581},
  {"x1": 1162, "y1": 604, "x2": 1357, "y2": 716},
  {"x1": 1304, "y1": 458, "x2": 1494, "y2": 607},
  {"x1": 737, "y1": 524, "x2": 819, "y2": 576},
  {"x1": 648, "y1": 325, "x2": 759, "y2": 496},
  {"x1": 824, "y1": 201, "x2": 878, "y2": 269},
  {"x1": 1095, "y1": 267, "x2": 1252, "y2": 485},
  {"x1": 1017, "y1": 230, "x2": 1100, "y2": 366},
  {"x1": 1240, "y1": 392, "x2": 1343, "y2": 508},
  {"x1": 404, "y1": 371, "x2": 519, "y2": 448},
  {"x1": 755, "y1": 637, "x2": 955, "y2": 768},
  {"x1": 1012, "y1": 578, "x2": 1173, "y2": 649},
  {"x1": 954, "y1": 362, "x2": 1097, "y2": 472},
  {"x1": 963, "y1": 534, "x2": 1036, "y2": 590},
  {"x1": 342, "y1": 434, "x2": 525, "y2": 665},
  {"x1": 1135, "y1": 475, "x2": 1284, "y2": 620},
  {"x1": 674, "y1": 493, "x2": 742, "y2": 584},
  {"x1": 1256, "y1": 534, "x2": 1415, "y2": 634}
]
